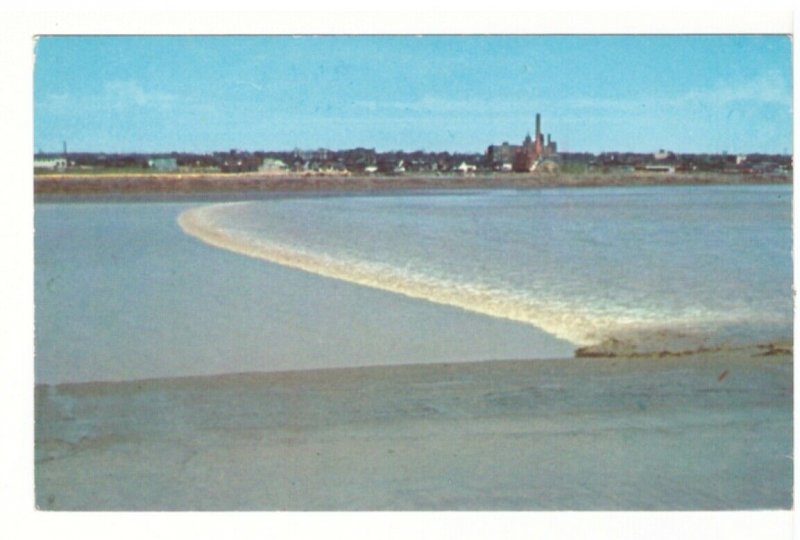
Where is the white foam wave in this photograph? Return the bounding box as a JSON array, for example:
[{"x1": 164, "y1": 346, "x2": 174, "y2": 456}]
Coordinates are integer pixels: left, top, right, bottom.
[{"x1": 178, "y1": 204, "x2": 758, "y2": 349}]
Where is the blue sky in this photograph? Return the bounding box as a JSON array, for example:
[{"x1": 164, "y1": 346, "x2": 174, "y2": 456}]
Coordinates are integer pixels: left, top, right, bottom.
[{"x1": 33, "y1": 35, "x2": 792, "y2": 154}]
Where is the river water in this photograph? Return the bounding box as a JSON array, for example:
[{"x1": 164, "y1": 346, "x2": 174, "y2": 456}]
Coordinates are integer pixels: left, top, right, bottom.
[
  {"x1": 35, "y1": 185, "x2": 792, "y2": 383},
  {"x1": 181, "y1": 185, "x2": 792, "y2": 350}
]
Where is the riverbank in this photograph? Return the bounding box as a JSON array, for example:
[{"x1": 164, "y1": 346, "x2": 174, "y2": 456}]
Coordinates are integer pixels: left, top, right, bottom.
[
  {"x1": 34, "y1": 171, "x2": 791, "y2": 196},
  {"x1": 35, "y1": 342, "x2": 792, "y2": 511}
]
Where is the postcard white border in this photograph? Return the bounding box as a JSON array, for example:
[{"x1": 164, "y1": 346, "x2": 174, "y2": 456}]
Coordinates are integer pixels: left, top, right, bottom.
[{"x1": 2, "y1": 5, "x2": 796, "y2": 540}]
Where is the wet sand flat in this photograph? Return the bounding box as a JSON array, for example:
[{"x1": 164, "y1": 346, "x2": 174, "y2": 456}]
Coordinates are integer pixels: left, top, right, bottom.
[{"x1": 35, "y1": 345, "x2": 792, "y2": 510}]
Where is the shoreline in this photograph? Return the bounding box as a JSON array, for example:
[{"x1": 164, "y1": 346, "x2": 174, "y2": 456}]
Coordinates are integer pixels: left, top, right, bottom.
[
  {"x1": 34, "y1": 171, "x2": 791, "y2": 197},
  {"x1": 35, "y1": 343, "x2": 793, "y2": 510},
  {"x1": 36, "y1": 339, "x2": 792, "y2": 390}
]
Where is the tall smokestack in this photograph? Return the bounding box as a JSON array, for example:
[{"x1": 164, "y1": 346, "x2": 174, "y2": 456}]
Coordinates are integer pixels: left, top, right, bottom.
[
  {"x1": 535, "y1": 114, "x2": 541, "y2": 141},
  {"x1": 63, "y1": 141, "x2": 67, "y2": 157}
]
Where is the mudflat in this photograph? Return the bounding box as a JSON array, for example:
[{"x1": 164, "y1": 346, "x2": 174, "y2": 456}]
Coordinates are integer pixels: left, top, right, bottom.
[
  {"x1": 34, "y1": 172, "x2": 790, "y2": 197},
  {"x1": 35, "y1": 344, "x2": 792, "y2": 510}
]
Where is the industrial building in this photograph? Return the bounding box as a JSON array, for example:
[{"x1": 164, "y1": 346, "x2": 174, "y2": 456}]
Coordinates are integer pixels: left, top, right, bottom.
[{"x1": 486, "y1": 113, "x2": 558, "y2": 172}]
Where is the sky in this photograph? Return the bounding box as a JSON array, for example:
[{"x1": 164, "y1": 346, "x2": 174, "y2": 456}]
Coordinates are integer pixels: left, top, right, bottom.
[{"x1": 33, "y1": 35, "x2": 792, "y2": 155}]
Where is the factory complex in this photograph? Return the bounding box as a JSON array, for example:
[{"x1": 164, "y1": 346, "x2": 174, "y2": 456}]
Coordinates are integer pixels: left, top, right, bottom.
[{"x1": 486, "y1": 113, "x2": 559, "y2": 173}]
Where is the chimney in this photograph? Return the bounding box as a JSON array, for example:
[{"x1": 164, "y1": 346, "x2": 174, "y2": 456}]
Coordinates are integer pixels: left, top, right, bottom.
[{"x1": 534, "y1": 114, "x2": 542, "y2": 155}]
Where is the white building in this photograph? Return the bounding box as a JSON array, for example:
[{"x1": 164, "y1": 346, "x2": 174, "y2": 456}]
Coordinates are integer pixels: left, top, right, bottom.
[
  {"x1": 456, "y1": 161, "x2": 477, "y2": 174},
  {"x1": 34, "y1": 157, "x2": 67, "y2": 171},
  {"x1": 260, "y1": 158, "x2": 288, "y2": 173},
  {"x1": 644, "y1": 164, "x2": 676, "y2": 174}
]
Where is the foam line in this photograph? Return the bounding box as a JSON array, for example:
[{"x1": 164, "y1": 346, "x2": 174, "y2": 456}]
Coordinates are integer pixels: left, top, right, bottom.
[{"x1": 178, "y1": 203, "x2": 754, "y2": 350}]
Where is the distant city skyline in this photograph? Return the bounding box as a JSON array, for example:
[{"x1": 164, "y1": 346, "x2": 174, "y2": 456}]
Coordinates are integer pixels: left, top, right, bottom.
[{"x1": 34, "y1": 35, "x2": 792, "y2": 155}]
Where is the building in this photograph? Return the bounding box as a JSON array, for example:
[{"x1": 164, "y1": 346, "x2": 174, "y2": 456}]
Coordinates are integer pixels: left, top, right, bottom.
[
  {"x1": 148, "y1": 157, "x2": 178, "y2": 172},
  {"x1": 513, "y1": 132, "x2": 538, "y2": 172},
  {"x1": 456, "y1": 161, "x2": 477, "y2": 174},
  {"x1": 643, "y1": 164, "x2": 676, "y2": 174},
  {"x1": 35, "y1": 142, "x2": 70, "y2": 171},
  {"x1": 513, "y1": 113, "x2": 558, "y2": 172},
  {"x1": 218, "y1": 153, "x2": 260, "y2": 173},
  {"x1": 486, "y1": 142, "x2": 520, "y2": 169},
  {"x1": 293, "y1": 148, "x2": 330, "y2": 162},
  {"x1": 34, "y1": 156, "x2": 67, "y2": 171},
  {"x1": 487, "y1": 113, "x2": 559, "y2": 173},
  {"x1": 260, "y1": 158, "x2": 288, "y2": 173}
]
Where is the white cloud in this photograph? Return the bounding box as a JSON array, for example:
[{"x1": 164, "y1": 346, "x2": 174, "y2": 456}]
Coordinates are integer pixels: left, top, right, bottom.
[
  {"x1": 353, "y1": 96, "x2": 542, "y2": 114},
  {"x1": 36, "y1": 92, "x2": 70, "y2": 111},
  {"x1": 355, "y1": 70, "x2": 791, "y2": 119},
  {"x1": 36, "y1": 80, "x2": 178, "y2": 114},
  {"x1": 102, "y1": 81, "x2": 177, "y2": 108},
  {"x1": 561, "y1": 71, "x2": 791, "y2": 113},
  {"x1": 671, "y1": 70, "x2": 791, "y2": 108}
]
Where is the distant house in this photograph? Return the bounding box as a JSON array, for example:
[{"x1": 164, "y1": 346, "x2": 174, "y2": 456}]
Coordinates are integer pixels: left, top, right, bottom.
[
  {"x1": 644, "y1": 164, "x2": 676, "y2": 174},
  {"x1": 34, "y1": 157, "x2": 67, "y2": 171},
  {"x1": 260, "y1": 158, "x2": 288, "y2": 173},
  {"x1": 456, "y1": 161, "x2": 477, "y2": 174},
  {"x1": 219, "y1": 155, "x2": 260, "y2": 173},
  {"x1": 148, "y1": 157, "x2": 178, "y2": 172},
  {"x1": 328, "y1": 162, "x2": 350, "y2": 175}
]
